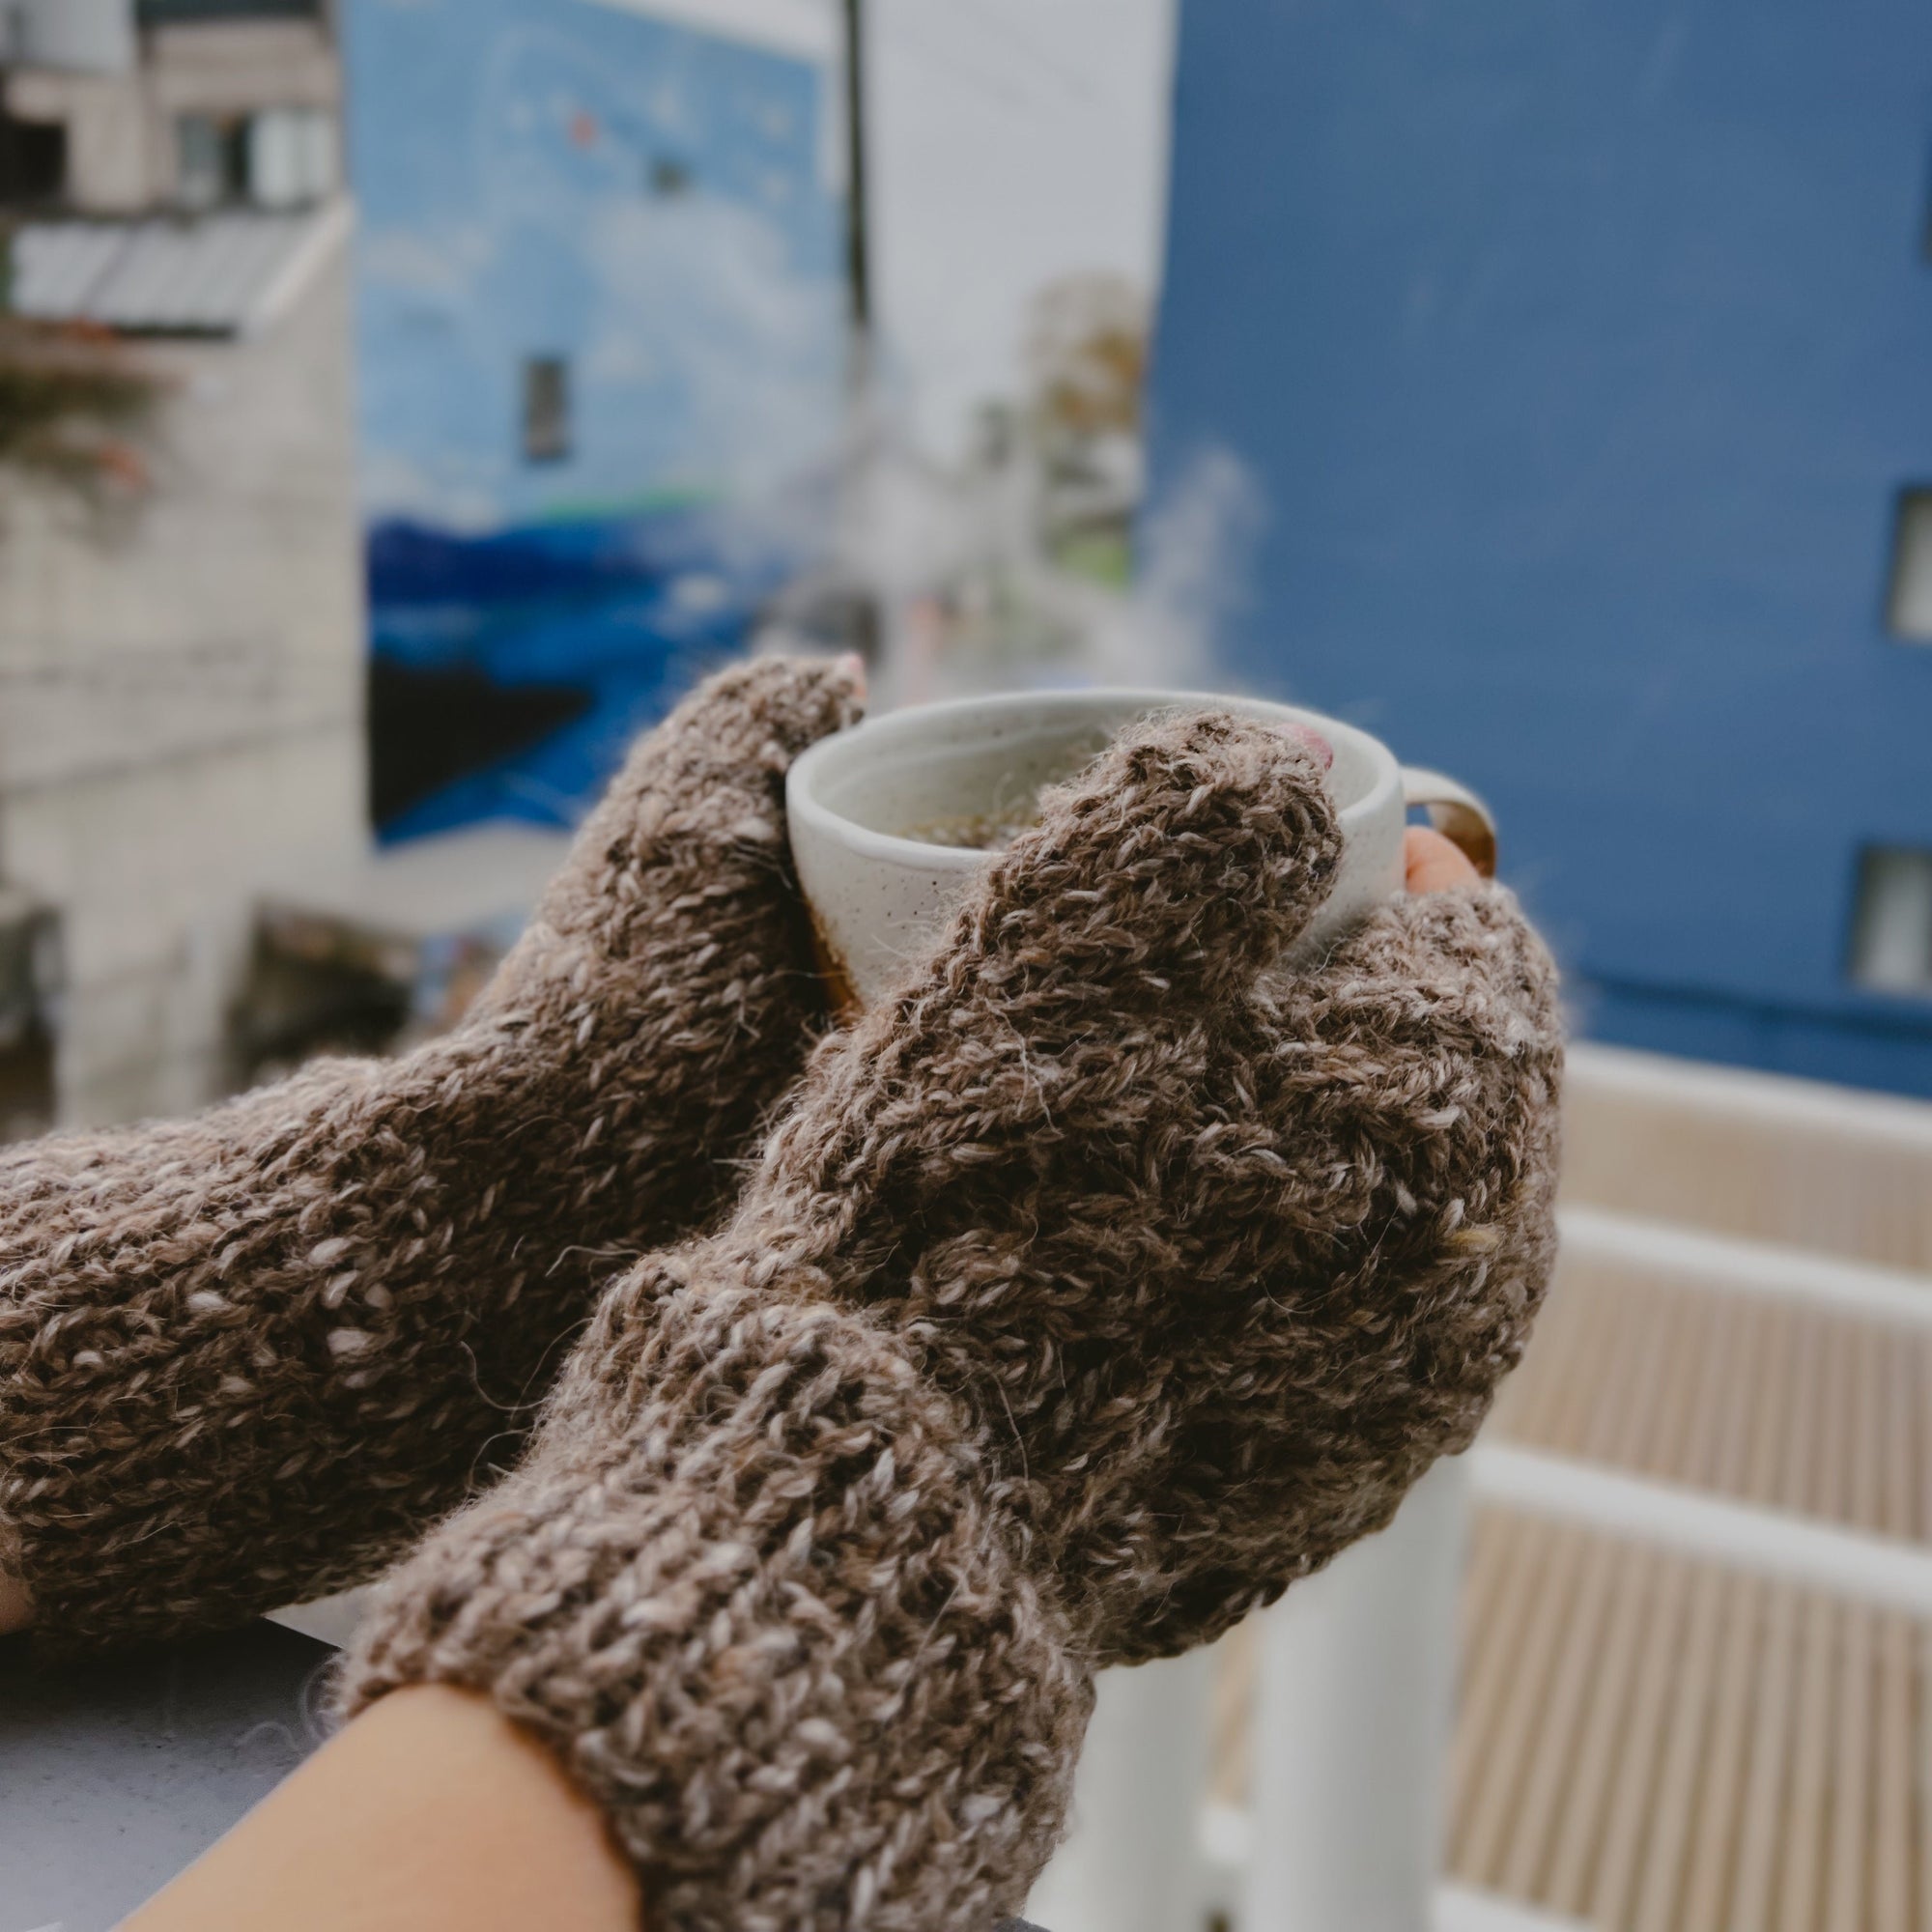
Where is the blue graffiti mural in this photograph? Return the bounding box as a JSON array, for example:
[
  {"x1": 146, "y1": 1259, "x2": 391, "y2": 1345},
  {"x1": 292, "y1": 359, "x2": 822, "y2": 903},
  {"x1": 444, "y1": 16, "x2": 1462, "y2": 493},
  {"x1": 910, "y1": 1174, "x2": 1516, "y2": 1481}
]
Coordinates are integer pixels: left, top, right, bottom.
[{"x1": 343, "y1": 0, "x2": 844, "y2": 838}]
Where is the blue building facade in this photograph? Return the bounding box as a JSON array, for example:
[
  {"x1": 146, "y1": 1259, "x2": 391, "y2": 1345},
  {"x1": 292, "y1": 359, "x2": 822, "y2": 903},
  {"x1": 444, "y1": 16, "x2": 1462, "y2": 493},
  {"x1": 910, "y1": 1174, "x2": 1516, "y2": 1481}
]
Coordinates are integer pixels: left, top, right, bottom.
[
  {"x1": 342, "y1": 0, "x2": 844, "y2": 838},
  {"x1": 1147, "y1": 0, "x2": 1932, "y2": 1095}
]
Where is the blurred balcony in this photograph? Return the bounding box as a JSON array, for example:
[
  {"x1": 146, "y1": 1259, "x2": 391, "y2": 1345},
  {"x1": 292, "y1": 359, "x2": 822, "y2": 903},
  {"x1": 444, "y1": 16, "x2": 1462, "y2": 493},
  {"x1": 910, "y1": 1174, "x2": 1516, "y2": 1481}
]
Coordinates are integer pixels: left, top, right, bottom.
[
  {"x1": 1437, "y1": 1048, "x2": 1932, "y2": 1931},
  {"x1": 1039, "y1": 1042, "x2": 1932, "y2": 1932}
]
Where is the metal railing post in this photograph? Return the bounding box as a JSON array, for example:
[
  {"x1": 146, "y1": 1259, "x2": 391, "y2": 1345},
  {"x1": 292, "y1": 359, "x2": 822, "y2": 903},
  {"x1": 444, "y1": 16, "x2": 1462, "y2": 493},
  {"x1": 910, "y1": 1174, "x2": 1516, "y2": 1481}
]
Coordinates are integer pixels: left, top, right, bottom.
[
  {"x1": 1027, "y1": 1647, "x2": 1217, "y2": 1932},
  {"x1": 1243, "y1": 1453, "x2": 1470, "y2": 1932}
]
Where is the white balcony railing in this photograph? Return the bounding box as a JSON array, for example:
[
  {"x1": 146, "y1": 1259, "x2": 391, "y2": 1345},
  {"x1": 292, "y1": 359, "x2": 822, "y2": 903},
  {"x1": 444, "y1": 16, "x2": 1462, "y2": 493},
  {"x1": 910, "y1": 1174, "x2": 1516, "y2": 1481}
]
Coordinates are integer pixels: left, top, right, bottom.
[{"x1": 1027, "y1": 1042, "x2": 1932, "y2": 1932}]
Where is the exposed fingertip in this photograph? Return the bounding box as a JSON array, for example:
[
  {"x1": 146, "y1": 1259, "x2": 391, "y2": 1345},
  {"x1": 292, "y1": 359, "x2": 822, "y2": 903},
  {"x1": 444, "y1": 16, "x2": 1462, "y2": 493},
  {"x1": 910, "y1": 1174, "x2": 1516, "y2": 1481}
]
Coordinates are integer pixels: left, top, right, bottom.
[
  {"x1": 1272, "y1": 723, "x2": 1334, "y2": 771},
  {"x1": 1404, "y1": 824, "x2": 1482, "y2": 894}
]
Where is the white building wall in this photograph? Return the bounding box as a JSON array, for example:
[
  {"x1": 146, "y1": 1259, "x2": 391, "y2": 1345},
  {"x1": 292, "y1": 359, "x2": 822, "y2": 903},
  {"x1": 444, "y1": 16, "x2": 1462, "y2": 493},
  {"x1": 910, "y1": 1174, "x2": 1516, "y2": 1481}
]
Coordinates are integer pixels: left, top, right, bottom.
[{"x1": 0, "y1": 235, "x2": 365, "y2": 1126}]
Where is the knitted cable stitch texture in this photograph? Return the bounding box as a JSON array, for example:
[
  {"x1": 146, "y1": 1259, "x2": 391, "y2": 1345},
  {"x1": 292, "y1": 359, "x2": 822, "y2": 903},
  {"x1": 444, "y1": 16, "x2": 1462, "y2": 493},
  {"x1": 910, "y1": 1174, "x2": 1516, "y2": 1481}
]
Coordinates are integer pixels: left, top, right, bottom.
[
  {"x1": 342, "y1": 711, "x2": 1563, "y2": 1930},
  {"x1": 0, "y1": 657, "x2": 862, "y2": 1648},
  {"x1": 349, "y1": 1272, "x2": 1094, "y2": 1932}
]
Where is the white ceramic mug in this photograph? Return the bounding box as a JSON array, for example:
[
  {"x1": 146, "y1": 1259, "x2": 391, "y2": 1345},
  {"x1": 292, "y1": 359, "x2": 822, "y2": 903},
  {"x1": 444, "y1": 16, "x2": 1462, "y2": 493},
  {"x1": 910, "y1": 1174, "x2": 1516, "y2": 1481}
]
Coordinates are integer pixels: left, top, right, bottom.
[{"x1": 785, "y1": 687, "x2": 1495, "y2": 1010}]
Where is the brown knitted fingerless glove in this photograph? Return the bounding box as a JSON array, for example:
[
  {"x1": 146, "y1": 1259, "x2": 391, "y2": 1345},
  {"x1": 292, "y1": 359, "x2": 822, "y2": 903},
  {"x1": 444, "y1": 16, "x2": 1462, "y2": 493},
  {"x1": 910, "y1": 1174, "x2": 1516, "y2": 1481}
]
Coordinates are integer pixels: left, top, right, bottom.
[
  {"x1": 341, "y1": 712, "x2": 1562, "y2": 1931},
  {"x1": 0, "y1": 656, "x2": 862, "y2": 1648}
]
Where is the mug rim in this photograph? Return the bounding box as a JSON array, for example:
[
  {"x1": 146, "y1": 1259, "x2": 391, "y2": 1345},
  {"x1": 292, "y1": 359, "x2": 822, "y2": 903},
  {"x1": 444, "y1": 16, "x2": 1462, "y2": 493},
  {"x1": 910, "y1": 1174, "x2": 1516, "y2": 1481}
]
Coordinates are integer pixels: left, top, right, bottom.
[{"x1": 786, "y1": 685, "x2": 1402, "y2": 873}]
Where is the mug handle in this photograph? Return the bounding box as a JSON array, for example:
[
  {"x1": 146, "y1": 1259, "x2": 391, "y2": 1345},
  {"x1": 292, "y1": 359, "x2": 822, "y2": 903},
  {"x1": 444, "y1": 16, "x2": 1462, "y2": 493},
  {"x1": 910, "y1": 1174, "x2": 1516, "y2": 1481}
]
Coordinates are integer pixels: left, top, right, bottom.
[{"x1": 1401, "y1": 768, "x2": 1498, "y2": 879}]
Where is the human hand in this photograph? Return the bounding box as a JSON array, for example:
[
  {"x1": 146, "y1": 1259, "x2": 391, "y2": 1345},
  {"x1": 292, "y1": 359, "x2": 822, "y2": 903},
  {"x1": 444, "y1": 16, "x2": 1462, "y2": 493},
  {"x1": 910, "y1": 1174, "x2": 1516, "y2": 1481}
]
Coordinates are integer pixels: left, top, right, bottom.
[
  {"x1": 341, "y1": 710, "x2": 1561, "y2": 1932},
  {"x1": 1406, "y1": 821, "x2": 1483, "y2": 893},
  {"x1": 739, "y1": 710, "x2": 1561, "y2": 1662}
]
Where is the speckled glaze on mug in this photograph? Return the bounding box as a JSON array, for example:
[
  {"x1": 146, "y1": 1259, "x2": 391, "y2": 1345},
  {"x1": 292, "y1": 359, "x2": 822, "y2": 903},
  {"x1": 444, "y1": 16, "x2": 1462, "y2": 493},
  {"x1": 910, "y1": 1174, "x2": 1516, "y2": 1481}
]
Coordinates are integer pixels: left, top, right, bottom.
[{"x1": 786, "y1": 688, "x2": 1494, "y2": 1012}]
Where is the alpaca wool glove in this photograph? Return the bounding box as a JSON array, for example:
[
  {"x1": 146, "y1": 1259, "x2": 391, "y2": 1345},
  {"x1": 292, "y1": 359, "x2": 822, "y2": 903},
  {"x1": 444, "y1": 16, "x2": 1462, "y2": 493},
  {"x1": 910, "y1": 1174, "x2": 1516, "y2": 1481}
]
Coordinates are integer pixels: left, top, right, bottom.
[
  {"x1": 342, "y1": 711, "x2": 1563, "y2": 1932},
  {"x1": 0, "y1": 657, "x2": 863, "y2": 1647}
]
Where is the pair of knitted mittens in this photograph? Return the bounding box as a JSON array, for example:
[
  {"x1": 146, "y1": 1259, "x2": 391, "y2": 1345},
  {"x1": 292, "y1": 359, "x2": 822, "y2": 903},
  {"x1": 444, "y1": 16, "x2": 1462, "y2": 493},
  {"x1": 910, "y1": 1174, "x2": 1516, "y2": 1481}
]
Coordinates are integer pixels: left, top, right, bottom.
[
  {"x1": 343, "y1": 712, "x2": 1564, "y2": 1932},
  {"x1": 0, "y1": 658, "x2": 863, "y2": 1647}
]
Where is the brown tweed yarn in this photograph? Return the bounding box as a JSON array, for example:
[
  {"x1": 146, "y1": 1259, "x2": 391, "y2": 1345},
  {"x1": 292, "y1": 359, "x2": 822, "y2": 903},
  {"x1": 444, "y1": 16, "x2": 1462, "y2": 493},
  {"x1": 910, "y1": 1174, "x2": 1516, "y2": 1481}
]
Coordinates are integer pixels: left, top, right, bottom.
[
  {"x1": 349, "y1": 1271, "x2": 1093, "y2": 1932},
  {"x1": 342, "y1": 711, "x2": 1562, "y2": 1930},
  {"x1": 0, "y1": 656, "x2": 862, "y2": 1648}
]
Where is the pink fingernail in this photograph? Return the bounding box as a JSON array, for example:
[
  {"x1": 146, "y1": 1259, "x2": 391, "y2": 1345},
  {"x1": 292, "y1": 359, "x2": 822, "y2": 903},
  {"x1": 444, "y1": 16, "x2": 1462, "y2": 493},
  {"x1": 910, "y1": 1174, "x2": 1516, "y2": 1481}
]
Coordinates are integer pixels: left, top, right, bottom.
[{"x1": 1275, "y1": 723, "x2": 1333, "y2": 770}]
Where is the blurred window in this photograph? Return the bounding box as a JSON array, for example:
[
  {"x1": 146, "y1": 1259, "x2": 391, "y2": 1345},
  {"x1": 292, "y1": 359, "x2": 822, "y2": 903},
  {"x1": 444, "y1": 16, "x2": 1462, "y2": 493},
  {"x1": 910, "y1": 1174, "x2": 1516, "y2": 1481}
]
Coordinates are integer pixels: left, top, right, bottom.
[
  {"x1": 248, "y1": 107, "x2": 337, "y2": 208},
  {"x1": 523, "y1": 355, "x2": 571, "y2": 464},
  {"x1": 0, "y1": 106, "x2": 68, "y2": 206},
  {"x1": 179, "y1": 109, "x2": 334, "y2": 210},
  {"x1": 1884, "y1": 488, "x2": 1932, "y2": 640},
  {"x1": 1850, "y1": 846, "x2": 1932, "y2": 993},
  {"x1": 176, "y1": 113, "x2": 248, "y2": 209}
]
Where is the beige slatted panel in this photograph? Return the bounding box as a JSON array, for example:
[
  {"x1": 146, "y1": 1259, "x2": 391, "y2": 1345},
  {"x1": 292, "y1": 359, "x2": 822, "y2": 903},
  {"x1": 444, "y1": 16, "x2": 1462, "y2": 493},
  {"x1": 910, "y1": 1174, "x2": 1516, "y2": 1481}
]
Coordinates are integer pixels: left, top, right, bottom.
[
  {"x1": 1452, "y1": 1258, "x2": 1694, "y2": 1893},
  {"x1": 1564, "y1": 1046, "x2": 1932, "y2": 1271},
  {"x1": 1494, "y1": 1254, "x2": 1932, "y2": 1537},
  {"x1": 1675, "y1": 1570, "x2": 1764, "y2": 1929},
  {"x1": 1607, "y1": 1274, "x2": 1747, "y2": 1932},
  {"x1": 1447, "y1": 1511, "x2": 1932, "y2": 1932},
  {"x1": 1455, "y1": 1238, "x2": 1932, "y2": 1928},
  {"x1": 1628, "y1": 1555, "x2": 1726, "y2": 1932}
]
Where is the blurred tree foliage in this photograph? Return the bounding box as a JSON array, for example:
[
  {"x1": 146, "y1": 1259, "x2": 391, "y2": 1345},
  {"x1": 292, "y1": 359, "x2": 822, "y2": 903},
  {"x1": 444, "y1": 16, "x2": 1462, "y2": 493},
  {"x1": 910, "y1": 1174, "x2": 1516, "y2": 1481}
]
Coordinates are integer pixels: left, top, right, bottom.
[
  {"x1": 0, "y1": 318, "x2": 161, "y2": 497},
  {"x1": 1024, "y1": 272, "x2": 1149, "y2": 440}
]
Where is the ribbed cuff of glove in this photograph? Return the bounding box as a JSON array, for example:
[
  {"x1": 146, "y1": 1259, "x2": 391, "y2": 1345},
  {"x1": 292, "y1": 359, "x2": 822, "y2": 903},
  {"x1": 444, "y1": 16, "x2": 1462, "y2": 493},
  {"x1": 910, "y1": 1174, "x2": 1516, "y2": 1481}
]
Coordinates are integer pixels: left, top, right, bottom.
[{"x1": 338, "y1": 1272, "x2": 1092, "y2": 1932}]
